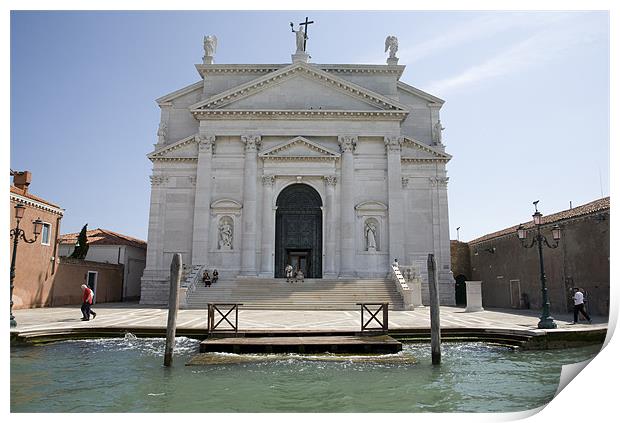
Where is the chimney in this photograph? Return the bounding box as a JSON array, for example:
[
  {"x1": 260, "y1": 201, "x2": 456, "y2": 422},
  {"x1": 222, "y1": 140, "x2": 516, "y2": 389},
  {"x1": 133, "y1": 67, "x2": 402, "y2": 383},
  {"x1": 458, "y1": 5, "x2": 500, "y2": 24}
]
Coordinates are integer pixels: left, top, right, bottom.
[{"x1": 13, "y1": 171, "x2": 32, "y2": 193}]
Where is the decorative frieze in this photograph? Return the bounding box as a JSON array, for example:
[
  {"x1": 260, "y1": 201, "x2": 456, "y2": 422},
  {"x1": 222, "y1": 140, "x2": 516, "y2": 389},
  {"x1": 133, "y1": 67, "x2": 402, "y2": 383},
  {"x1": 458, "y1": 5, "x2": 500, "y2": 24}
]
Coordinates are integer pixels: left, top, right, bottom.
[
  {"x1": 338, "y1": 135, "x2": 357, "y2": 153},
  {"x1": 193, "y1": 109, "x2": 407, "y2": 121}
]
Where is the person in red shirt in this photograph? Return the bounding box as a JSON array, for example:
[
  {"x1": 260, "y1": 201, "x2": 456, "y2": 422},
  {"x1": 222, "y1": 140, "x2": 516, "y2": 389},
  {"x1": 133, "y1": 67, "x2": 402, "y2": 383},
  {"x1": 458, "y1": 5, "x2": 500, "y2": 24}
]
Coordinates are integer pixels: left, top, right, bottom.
[{"x1": 80, "y1": 284, "x2": 97, "y2": 321}]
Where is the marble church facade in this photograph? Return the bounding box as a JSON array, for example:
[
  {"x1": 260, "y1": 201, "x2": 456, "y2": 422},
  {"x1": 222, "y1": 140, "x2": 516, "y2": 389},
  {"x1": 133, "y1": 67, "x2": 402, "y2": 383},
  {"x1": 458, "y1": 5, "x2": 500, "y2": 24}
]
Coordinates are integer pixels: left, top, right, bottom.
[{"x1": 140, "y1": 39, "x2": 454, "y2": 305}]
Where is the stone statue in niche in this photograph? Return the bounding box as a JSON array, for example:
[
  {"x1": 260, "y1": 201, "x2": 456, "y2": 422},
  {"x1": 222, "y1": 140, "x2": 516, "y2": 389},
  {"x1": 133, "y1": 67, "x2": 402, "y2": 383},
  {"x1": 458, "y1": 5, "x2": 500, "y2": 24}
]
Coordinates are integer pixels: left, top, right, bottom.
[
  {"x1": 218, "y1": 220, "x2": 233, "y2": 250},
  {"x1": 385, "y1": 35, "x2": 399, "y2": 59},
  {"x1": 433, "y1": 120, "x2": 445, "y2": 145},
  {"x1": 365, "y1": 221, "x2": 377, "y2": 252},
  {"x1": 203, "y1": 35, "x2": 218, "y2": 64}
]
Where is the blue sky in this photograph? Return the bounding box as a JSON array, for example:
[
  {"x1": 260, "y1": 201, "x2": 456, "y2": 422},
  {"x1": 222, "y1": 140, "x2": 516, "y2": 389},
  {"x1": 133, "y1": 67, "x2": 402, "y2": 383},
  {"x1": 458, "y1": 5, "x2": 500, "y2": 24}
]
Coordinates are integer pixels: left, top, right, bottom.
[{"x1": 9, "y1": 10, "x2": 609, "y2": 242}]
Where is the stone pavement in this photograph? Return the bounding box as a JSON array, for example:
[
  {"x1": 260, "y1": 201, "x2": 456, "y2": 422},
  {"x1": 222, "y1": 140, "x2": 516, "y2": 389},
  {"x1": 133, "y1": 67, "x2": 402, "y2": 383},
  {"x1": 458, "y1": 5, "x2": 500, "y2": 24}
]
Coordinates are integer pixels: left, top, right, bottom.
[{"x1": 10, "y1": 302, "x2": 607, "y2": 334}]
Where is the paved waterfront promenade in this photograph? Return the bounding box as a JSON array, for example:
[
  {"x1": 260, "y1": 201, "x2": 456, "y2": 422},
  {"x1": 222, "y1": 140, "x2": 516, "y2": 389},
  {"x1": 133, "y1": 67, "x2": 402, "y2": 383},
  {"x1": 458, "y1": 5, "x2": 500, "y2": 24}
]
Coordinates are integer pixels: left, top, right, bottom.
[{"x1": 10, "y1": 302, "x2": 607, "y2": 335}]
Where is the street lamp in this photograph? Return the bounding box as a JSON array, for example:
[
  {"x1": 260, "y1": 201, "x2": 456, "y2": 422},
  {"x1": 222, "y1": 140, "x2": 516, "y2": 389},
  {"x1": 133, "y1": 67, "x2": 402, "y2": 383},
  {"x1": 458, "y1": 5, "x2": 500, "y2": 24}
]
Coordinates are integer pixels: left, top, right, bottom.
[
  {"x1": 517, "y1": 200, "x2": 561, "y2": 329},
  {"x1": 10, "y1": 203, "x2": 43, "y2": 327}
]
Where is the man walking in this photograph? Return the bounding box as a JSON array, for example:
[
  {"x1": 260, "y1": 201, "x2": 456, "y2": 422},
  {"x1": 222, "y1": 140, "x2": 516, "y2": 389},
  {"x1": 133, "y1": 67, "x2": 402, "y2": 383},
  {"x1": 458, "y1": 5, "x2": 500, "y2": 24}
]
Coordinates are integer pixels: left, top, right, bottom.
[
  {"x1": 570, "y1": 287, "x2": 591, "y2": 324},
  {"x1": 80, "y1": 284, "x2": 97, "y2": 321}
]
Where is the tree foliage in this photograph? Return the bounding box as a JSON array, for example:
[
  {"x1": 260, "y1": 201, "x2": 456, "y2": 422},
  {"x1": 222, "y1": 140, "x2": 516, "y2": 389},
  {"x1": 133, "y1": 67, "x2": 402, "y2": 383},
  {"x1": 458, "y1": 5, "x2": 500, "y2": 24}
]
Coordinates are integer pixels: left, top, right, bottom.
[{"x1": 70, "y1": 224, "x2": 89, "y2": 259}]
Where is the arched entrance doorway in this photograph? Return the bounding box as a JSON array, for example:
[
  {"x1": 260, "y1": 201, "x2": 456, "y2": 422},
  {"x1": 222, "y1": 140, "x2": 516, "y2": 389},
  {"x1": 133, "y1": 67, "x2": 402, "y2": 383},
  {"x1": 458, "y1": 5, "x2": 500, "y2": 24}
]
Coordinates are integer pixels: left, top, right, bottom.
[{"x1": 275, "y1": 184, "x2": 322, "y2": 278}]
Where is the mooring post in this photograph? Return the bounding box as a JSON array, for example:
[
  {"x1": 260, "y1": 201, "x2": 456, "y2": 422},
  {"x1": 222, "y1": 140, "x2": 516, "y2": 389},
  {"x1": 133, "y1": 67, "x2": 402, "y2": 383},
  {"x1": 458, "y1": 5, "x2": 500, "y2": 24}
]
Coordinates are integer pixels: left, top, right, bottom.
[
  {"x1": 164, "y1": 253, "x2": 182, "y2": 367},
  {"x1": 427, "y1": 253, "x2": 441, "y2": 365}
]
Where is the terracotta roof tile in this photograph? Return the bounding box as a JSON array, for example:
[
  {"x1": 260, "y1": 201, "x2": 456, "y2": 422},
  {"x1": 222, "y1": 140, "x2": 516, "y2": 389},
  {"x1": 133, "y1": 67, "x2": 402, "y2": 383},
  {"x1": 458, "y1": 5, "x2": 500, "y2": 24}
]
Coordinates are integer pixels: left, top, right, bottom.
[
  {"x1": 10, "y1": 185, "x2": 62, "y2": 209},
  {"x1": 60, "y1": 228, "x2": 147, "y2": 249},
  {"x1": 469, "y1": 197, "x2": 610, "y2": 245}
]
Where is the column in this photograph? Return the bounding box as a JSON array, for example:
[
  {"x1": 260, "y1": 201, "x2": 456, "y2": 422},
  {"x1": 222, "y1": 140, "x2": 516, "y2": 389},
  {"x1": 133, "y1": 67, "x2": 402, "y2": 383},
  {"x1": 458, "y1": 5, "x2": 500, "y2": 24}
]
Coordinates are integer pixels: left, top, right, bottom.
[
  {"x1": 385, "y1": 136, "x2": 405, "y2": 264},
  {"x1": 240, "y1": 135, "x2": 261, "y2": 275},
  {"x1": 191, "y1": 135, "x2": 215, "y2": 266},
  {"x1": 260, "y1": 175, "x2": 275, "y2": 277},
  {"x1": 323, "y1": 175, "x2": 337, "y2": 277},
  {"x1": 338, "y1": 135, "x2": 356, "y2": 277}
]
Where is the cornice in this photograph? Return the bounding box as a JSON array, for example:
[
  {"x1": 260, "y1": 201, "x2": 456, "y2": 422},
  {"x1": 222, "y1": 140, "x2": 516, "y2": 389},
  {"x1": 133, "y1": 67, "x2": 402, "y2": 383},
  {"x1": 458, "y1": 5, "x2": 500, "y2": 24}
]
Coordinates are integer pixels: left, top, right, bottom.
[
  {"x1": 397, "y1": 81, "x2": 445, "y2": 105},
  {"x1": 156, "y1": 81, "x2": 203, "y2": 105},
  {"x1": 11, "y1": 194, "x2": 64, "y2": 216},
  {"x1": 195, "y1": 63, "x2": 405, "y2": 78},
  {"x1": 403, "y1": 136, "x2": 452, "y2": 161},
  {"x1": 193, "y1": 109, "x2": 408, "y2": 121},
  {"x1": 401, "y1": 157, "x2": 450, "y2": 163},
  {"x1": 150, "y1": 157, "x2": 198, "y2": 162},
  {"x1": 148, "y1": 134, "x2": 198, "y2": 160}
]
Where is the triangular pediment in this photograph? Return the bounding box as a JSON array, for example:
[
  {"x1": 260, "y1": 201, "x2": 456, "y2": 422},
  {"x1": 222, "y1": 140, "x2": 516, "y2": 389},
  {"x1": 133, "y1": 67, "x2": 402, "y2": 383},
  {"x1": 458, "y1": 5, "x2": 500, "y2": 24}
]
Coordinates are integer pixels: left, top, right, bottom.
[
  {"x1": 260, "y1": 137, "x2": 340, "y2": 161},
  {"x1": 401, "y1": 137, "x2": 452, "y2": 162},
  {"x1": 147, "y1": 134, "x2": 198, "y2": 161},
  {"x1": 190, "y1": 62, "x2": 409, "y2": 113}
]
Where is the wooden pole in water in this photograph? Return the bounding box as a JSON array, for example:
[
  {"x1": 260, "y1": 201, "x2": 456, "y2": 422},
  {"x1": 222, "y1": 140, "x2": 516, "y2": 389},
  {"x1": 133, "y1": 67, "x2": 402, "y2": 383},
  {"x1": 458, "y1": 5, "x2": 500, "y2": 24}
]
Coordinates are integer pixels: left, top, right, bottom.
[
  {"x1": 427, "y1": 253, "x2": 441, "y2": 365},
  {"x1": 164, "y1": 253, "x2": 182, "y2": 367}
]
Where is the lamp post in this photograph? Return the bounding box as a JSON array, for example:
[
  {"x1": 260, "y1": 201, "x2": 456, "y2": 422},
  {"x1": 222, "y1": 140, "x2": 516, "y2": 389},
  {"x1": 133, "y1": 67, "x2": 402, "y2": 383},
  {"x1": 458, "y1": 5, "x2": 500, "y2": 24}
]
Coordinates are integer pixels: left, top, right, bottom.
[
  {"x1": 10, "y1": 203, "x2": 43, "y2": 327},
  {"x1": 517, "y1": 201, "x2": 561, "y2": 329}
]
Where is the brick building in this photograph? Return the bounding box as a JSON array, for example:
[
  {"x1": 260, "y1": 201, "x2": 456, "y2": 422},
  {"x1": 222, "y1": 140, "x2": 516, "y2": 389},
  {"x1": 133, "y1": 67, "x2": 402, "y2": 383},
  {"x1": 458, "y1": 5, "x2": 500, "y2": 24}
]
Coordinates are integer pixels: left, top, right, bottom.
[
  {"x1": 9, "y1": 171, "x2": 64, "y2": 309},
  {"x1": 462, "y1": 198, "x2": 610, "y2": 316}
]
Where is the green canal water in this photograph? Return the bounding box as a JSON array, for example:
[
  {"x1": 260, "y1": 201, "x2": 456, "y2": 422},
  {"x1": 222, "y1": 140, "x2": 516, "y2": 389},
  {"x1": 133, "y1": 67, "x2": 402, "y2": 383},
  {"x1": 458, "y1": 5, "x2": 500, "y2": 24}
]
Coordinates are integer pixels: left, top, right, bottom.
[{"x1": 10, "y1": 337, "x2": 601, "y2": 413}]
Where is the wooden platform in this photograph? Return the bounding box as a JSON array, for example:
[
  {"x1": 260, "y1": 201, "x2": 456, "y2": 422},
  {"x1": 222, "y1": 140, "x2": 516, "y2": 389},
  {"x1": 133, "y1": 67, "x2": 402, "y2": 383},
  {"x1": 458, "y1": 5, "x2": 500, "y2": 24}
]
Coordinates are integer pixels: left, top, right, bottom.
[{"x1": 199, "y1": 335, "x2": 402, "y2": 354}]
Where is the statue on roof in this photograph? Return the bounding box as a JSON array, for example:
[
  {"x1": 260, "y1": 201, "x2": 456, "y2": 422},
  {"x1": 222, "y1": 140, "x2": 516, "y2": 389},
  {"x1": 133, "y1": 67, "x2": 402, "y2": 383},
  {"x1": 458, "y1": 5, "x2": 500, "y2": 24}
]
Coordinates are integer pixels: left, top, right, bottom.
[
  {"x1": 203, "y1": 35, "x2": 217, "y2": 64},
  {"x1": 433, "y1": 120, "x2": 445, "y2": 145},
  {"x1": 385, "y1": 35, "x2": 399, "y2": 59},
  {"x1": 291, "y1": 24, "x2": 306, "y2": 52}
]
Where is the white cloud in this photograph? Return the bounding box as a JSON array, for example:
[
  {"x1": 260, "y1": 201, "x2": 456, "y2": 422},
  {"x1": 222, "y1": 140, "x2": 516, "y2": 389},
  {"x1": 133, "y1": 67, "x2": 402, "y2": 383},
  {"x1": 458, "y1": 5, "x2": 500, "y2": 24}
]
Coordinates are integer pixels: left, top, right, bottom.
[{"x1": 425, "y1": 14, "x2": 606, "y2": 95}]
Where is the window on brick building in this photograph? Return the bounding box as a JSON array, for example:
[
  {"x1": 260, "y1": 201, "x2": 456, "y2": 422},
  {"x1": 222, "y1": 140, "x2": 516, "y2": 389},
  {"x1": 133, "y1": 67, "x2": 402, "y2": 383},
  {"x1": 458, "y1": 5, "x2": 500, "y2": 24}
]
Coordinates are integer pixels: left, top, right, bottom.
[{"x1": 41, "y1": 223, "x2": 51, "y2": 245}]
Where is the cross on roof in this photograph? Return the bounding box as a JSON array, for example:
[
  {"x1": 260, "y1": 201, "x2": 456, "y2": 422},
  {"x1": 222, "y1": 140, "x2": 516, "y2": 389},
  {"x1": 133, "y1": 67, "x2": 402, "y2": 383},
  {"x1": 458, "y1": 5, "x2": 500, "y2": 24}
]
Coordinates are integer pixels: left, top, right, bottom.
[{"x1": 298, "y1": 17, "x2": 314, "y2": 51}]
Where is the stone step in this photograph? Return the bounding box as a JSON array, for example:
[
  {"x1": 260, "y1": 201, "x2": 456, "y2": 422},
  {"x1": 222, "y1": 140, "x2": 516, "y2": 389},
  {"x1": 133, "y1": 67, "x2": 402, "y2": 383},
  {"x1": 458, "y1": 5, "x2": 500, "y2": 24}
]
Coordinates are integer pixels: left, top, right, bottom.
[{"x1": 185, "y1": 276, "x2": 405, "y2": 310}]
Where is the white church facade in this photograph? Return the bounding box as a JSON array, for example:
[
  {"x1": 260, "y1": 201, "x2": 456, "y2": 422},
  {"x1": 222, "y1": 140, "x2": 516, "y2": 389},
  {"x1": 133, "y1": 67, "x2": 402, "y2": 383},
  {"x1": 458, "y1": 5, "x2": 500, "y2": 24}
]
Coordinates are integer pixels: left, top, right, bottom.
[{"x1": 140, "y1": 31, "x2": 454, "y2": 306}]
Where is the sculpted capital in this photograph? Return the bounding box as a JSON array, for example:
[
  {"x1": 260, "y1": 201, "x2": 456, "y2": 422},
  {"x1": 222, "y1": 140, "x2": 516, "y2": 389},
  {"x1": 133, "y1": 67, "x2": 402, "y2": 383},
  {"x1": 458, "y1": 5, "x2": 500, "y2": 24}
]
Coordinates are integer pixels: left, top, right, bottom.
[
  {"x1": 241, "y1": 135, "x2": 262, "y2": 152},
  {"x1": 384, "y1": 136, "x2": 403, "y2": 152},
  {"x1": 262, "y1": 175, "x2": 275, "y2": 186},
  {"x1": 338, "y1": 135, "x2": 357, "y2": 153},
  {"x1": 197, "y1": 135, "x2": 215, "y2": 153},
  {"x1": 149, "y1": 175, "x2": 169, "y2": 186},
  {"x1": 324, "y1": 175, "x2": 337, "y2": 186}
]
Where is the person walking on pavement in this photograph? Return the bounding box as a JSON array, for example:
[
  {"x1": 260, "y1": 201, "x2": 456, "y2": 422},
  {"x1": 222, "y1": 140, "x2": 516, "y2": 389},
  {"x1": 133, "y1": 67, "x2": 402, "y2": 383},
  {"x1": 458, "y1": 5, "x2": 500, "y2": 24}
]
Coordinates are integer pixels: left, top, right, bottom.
[
  {"x1": 570, "y1": 287, "x2": 592, "y2": 324},
  {"x1": 80, "y1": 284, "x2": 96, "y2": 321}
]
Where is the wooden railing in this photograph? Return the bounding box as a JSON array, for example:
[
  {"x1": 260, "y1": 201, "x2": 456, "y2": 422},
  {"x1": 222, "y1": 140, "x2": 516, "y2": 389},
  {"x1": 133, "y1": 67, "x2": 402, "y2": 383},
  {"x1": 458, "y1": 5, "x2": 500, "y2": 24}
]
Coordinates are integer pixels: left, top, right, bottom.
[
  {"x1": 207, "y1": 303, "x2": 243, "y2": 334},
  {"x1": 357, "y1": 302, "x2": 389, "y2": 333}
]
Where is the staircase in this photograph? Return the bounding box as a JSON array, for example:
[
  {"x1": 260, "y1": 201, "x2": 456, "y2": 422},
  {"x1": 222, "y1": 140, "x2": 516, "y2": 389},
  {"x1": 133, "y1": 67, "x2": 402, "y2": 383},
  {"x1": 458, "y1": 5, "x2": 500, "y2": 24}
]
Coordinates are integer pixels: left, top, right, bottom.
[{"x1": 184, "y1": 277, "x2": 405, "y2": 310}]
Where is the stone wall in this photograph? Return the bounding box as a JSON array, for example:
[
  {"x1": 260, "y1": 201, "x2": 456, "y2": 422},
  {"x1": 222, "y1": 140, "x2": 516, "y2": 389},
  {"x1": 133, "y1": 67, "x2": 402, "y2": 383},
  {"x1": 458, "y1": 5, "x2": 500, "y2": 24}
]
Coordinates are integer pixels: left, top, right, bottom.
[
  {"x1": 52, "y1": 258, "x2": 123, "y2": 306},
  {"x1": 469, "y1": 211, "x2": 609, "y2": 316}
]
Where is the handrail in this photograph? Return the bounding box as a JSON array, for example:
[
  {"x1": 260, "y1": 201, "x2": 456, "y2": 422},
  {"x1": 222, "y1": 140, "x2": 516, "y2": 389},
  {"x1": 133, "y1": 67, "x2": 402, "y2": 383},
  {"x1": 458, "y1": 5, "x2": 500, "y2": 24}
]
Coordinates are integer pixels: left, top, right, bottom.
[
  {"x1": 184, "y1": 264, "x2": 207, "y2": 293},
  {"x1": 390, "y1": 262, "x2": 415, "y2": 310}
]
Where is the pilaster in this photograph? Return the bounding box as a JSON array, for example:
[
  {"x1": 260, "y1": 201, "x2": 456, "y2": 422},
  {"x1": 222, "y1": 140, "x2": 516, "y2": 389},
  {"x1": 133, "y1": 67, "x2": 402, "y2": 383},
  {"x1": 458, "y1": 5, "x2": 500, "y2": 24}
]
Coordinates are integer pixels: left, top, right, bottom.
[
  {"x1": 385, "y1": 136, "x2": 405, "y2": 264},
  {"x1": 191, "y1": 135, "x2": 215, "y2": 266},
  {"x1": 324, "y1": 175, "x2": 338, "y2": 277},
  {"x1": 338, "y1": 135, "x2": 357, "y2": 277},
  {"x1": 240, "y1": 134, "x2": 261, "y2": 275},
  {"x1": 260, "y1": 174, "x2": 275, "y2": 277}
]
